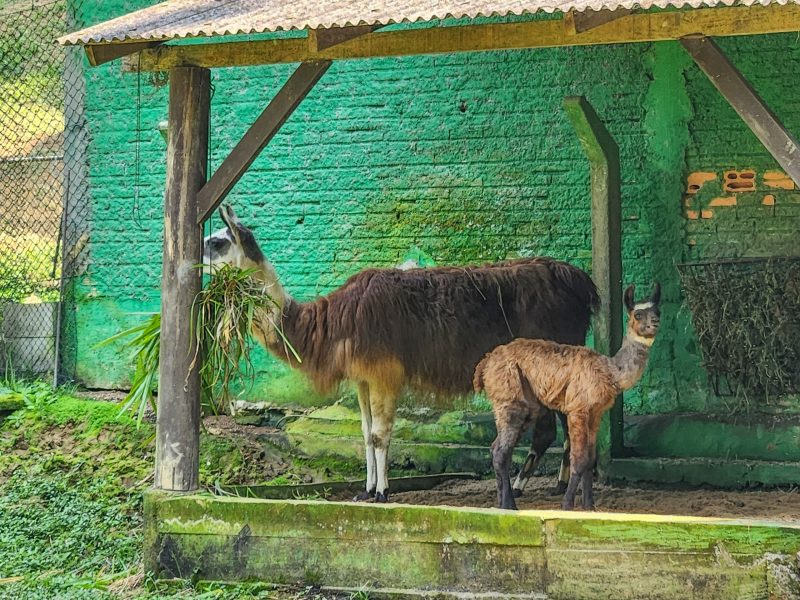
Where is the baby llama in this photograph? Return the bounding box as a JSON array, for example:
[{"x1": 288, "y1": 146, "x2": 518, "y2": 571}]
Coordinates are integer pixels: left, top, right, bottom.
[{"x1": 474, "y1": 283, "x2": 661, "y2": 510}]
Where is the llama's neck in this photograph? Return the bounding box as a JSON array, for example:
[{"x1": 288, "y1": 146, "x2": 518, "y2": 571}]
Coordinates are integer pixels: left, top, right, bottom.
[
  {"x1": 608, "y1": 328, "x2": 654, "y2": 391},
  {"x1": 252, "y1": 259, "x2": 289, "y2": 307},
  {"x1": 251, "y1": 259, "x2": 290, "y2": 346}
]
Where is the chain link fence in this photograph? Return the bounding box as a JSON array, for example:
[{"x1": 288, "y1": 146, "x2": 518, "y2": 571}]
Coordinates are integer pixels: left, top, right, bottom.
[{"x1": 0, "y1": 0, "x2": 90, "y2": 383}]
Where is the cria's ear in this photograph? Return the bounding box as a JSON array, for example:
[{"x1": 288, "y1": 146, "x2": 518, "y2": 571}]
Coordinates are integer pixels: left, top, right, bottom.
[
  {"x1": 624, "y1": 284, "x2": 636, "y2": 312},
  {"x1": 650, "y1": 282, "x2": 661, "y2": 305}
]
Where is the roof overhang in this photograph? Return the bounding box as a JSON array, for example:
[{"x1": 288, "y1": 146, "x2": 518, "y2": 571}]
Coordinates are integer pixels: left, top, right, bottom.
[{"x1": 59, "y1": 0, "x2": 800, "y2": 67}]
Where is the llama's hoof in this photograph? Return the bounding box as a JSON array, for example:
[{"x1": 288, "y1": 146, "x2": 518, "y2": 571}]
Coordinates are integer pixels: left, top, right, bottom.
[
  {"x1": 375, "y1": 491, "x2": 390, "y2": 503},
  {"x1": 353, "y1": 489, "x2": 376, "y2": 502},
  {"x1": 548, "y1": 482, "x2": 568, "y2": 496},
  {"x1": 561, "y1": 502, "x2": 574, "y2": 511},
  {"x1": 512, "y1": 488, "x2": 523, "y2": 498}
]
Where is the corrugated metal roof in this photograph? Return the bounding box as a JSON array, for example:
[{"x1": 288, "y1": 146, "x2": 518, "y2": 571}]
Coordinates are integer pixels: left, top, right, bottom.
[{"x1": 58, "y1": 0, "x2": 795, "y2": 46}]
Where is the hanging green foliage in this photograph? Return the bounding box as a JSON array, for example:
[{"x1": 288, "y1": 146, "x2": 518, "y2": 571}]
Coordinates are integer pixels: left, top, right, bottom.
[{"x1": 97, "y1": 266, "x2": 293, "y2": 425}]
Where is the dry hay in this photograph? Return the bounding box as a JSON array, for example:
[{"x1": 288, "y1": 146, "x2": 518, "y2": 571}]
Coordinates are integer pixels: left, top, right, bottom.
[{"x1": 678, "y1": 257, "x2": 800, "y2": 410}]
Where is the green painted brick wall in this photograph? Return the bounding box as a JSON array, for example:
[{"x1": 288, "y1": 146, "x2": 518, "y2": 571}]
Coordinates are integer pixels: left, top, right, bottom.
[
  {"x1": 682, "y1": 35, "x2": 800, "y2": 260},
  {"x1": 70, "y1": 0, "x2": 798, "y2": 421}
]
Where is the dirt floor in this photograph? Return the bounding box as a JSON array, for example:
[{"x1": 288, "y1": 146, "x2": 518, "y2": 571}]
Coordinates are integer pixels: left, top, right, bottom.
[
  {"x1": 383, "y1": 476, "x2": 800, "y2": 522},
  {"x1": 199, "y1": 415, "x2": 800, "y2": 523}
]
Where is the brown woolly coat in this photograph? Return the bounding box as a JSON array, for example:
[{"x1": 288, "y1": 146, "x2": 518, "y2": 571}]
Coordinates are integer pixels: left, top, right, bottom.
[
  {"x1": 261, "y1": 257, "x2": 599, "y2": 395},
  {"x1": 474, "y1": 339, "x2": 619, "y2": 418}
]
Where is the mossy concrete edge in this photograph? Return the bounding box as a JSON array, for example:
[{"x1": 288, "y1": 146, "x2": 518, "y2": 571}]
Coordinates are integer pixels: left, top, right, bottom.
[{"x1": 144, "y1": 490, "x2": 800, "y2": 598}]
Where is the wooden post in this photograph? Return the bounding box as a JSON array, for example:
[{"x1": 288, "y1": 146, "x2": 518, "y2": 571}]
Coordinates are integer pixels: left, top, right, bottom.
[
  {"x1": 681, "y1": 36, "x2": 800, "y2": 187},
  {"x1": 563, "y1": 96, "x2": 624, "y2": 469},
  {"x1": 155, "y1": 66, "x2": 210, "y2": 492}
]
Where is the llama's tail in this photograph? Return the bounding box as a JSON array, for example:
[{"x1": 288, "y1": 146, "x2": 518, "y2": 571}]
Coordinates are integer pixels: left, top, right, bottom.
[{"x1": 473, "y1": 354, "x2": 490, "y2": 393}]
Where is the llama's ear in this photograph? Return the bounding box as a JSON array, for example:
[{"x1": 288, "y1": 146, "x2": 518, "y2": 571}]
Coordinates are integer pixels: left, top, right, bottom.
[
  {"x1": 650, "y1": 282, "x2": 661, "y2": 305},
  {"x1": 219, "y1": 204, "x2": 242, "y2": 233},
  {"x1": 224, "y1": 204, "x2": 242, "y2": 227},
  {"x1": 623, "y1": 284, "x2": 636, "y2": 312}
]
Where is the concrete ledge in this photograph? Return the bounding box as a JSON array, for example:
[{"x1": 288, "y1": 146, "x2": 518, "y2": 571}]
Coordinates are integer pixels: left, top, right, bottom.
[
  {"x1": 625, "y1": 413, "x2": 800, "y2": 462},
  {"x1": 610, "y1": 456, "x2": 800, "y2": 487},
  {"x1": 145, "y1": 491, "x2": 800, "y2": 599}
]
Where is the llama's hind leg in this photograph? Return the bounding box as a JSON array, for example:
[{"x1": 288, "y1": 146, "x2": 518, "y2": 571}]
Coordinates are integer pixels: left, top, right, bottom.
[
  {"x1": 370, "y1": 389, "x2": 398, "y2": 503},
  {"x1": 353, "y1": 382, "x2": 376, "y2": 502},
  {"x1": 492, "y1": 405, "x2": 530, "y2": 510},
  {"x1": 512, "y1": 408, "x2": 556, "y2": 498}
]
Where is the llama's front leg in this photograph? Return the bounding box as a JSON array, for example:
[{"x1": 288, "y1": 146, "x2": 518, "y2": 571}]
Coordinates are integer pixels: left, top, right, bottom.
[
  {"x1": 512, "y1": 409, "x2": 556, "y2": 498},
  {"x1": 370, "y1": 391, "x2": 397, "y2": 503},
  {"x1": 580, "y1": 415, "x2": 601, "y2": 511},
  {"x1": 562, "y1": 412, "x2": 589, "y2": 511},
  {"x1": 550, "y1": 411, "x2": 570, "y2": 496},
  {"x1": 353, "y1": 382, "x2": 376, "y2": 501}
]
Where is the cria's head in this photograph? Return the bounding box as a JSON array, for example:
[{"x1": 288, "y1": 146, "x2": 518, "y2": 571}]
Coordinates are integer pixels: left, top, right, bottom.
[
  {"x1": 623, "y1": 282, "x2": 661, "y2": 341},
  {"x1": 202, "y1": 204, "x2": 265, "y2": 275}
]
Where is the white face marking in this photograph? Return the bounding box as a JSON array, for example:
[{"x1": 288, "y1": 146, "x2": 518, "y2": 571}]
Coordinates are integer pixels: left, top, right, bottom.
[
  {"x1": 633, "y1": 302, "x2": 654, "y2": 310},
  {"x1": 202, "y1": 226, "x2": 245, "y2": 275}
]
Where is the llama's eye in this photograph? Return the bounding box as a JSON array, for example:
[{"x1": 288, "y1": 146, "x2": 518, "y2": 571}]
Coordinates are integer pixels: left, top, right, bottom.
[{"x1": 634, "y1": 310, "x2": 643, "y2": 320}]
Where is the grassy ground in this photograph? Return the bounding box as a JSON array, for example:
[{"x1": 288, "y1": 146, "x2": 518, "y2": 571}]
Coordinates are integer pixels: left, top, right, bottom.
[{"x1": 0, "y1": 382, "x2": 363, "y2": 599}]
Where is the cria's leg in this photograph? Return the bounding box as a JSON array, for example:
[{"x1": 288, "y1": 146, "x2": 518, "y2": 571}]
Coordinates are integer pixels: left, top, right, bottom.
[
  {"x1": 562, "y1": 412, "x2": 590, "y2": 511},
  {"x1": 353, "y1": 382, "x2": 376, "y2": 502},
  {"x1": 512, "y1": 409, "x2": 556, "y2": 498},
  {"x1": 371, "y1": 391, "x2": 397, "y2": 503},
  {"x1": 581, "y1": 413, "x2": 601, "y2": 511},
  {"x1": 549, "y1": 411, "x2": 570, "y2": 496},
  {"x1": 492, "y1": 403, "x2": 532, "y2": 510}
]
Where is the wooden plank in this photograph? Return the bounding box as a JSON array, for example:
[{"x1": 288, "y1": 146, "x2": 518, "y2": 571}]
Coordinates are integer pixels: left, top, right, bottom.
[
  {"x1": 681, "y1": 35, "x2": 800, "y2": 187},
  {"x1": 196, "y1": 60, "x2": 330, "y2": 225},
  {"x1": 155, "y1": 66, "x2": 210, "y2": 492},
  {"x1": 124, "y1": 4, "x2": 800, "y2": 71},
  {"x1": 563, "y1": 96, "x2": 623, "y2": 468},
  {"x1": 564, "y1": 8, "x2": 633, "y2": 35},
  {"x1": 85, "y1": 41, "x2": 160, "y2": 66}
]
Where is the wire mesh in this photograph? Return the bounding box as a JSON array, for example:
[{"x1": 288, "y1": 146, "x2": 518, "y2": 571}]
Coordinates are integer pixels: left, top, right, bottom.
[{"x1": 0, "y1": 0, "x2": 89, "y2": 382}]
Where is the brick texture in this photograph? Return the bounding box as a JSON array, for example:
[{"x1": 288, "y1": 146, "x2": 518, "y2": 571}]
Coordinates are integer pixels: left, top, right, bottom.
[{"x1": 70, "y1": 0, "x2": 797, "y2": 418}]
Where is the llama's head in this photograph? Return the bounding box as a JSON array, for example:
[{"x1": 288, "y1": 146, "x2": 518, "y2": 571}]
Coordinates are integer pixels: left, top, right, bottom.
[
  {"x1": 623, "y1": 283, "x2": 661, "y2": 342},
  {"x1": 202, "y1": 205, "x2": 265, "y2": 275}
]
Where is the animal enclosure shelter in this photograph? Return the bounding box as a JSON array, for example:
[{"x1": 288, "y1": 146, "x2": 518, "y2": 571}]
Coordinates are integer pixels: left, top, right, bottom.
[{"x1": 45, "y1": 0, "x2": 800, "y2": 596}]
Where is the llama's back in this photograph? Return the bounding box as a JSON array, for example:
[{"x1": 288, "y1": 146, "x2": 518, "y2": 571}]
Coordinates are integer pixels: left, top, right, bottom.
[
  {"x1": 479, "y1": 339, "x2": 617, "y2": 412},
  {"x1": 327, "y1": 257, "x2": 598, "y2": 395}
]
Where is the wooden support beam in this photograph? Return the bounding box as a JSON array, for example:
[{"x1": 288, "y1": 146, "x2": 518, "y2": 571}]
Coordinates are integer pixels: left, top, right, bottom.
[
  {"x1": 563, "y1": 96, "x2": 624, "y2": 468},
  {"x1": 196, "y1": 60, "x2": 330, "y2": 225},
  {"x1": 564, "y1": 8, "x2": 633, "y2": 35},
  {"x1": 85, "y1": 41, "x2": 160, "y2": 66},
  {"x1": 681, "y1": 36, "x2": 800, "y2": 187},
  {"x1": 309, "y1": 24, "x2": 382, "y2": 51},
  {"x1": 123, "y1": 4, "x2": 800, "y2": 71},
  {"x1": 155, "y1": 66, "x2": 210, "y2": 492}
]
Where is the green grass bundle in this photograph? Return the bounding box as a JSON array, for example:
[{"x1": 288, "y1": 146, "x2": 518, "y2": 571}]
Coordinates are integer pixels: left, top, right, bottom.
[
  {"x1": 98, "y1": 265, "x2": 288, "y2": 424},
  {"x1": 191, "y1": 265, "x2": 286, "y2": 414}
]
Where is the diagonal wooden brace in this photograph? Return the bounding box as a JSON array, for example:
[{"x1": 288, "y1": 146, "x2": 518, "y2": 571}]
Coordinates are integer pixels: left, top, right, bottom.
[
  {"x1": 681, "y1": 36, "x2": 800, "y2": 187},
  {"x1": 196, "y1": 60, "x2": 331, "y2": 225}
]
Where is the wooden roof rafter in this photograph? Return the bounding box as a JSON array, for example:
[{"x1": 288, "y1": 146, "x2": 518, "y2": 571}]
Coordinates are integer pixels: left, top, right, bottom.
[{"x1": 112, "y1": 3, "x2": 800, "y2": 72}]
